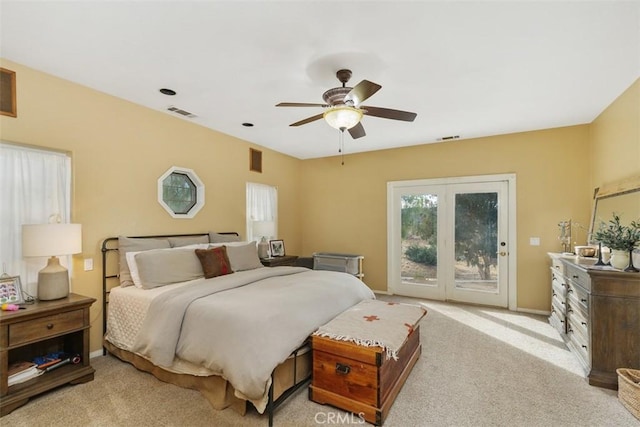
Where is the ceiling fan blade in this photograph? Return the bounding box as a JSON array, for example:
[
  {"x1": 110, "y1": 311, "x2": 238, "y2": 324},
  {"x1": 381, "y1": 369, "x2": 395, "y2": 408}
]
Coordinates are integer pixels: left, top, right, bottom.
[
  {"x1": 290, "y1": 113, "x2": 324, "y2": 127},
  {"x1": 348, "y1": 122, "x2": 366, "y2": 139},
  {"x1": 344, "y1": 80, "x2": 382, "y2": 106},
  {"x1": 276, "y1": 102, "x2": 328, "y2": 107},
  {"x1": 362, "y1": 105, "x2": 417, "y2": 122}
]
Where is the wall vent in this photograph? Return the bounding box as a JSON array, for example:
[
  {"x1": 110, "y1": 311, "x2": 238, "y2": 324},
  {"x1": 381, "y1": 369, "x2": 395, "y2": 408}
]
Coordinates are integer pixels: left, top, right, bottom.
[
  {"x1": 167, "y1": 106, "x2": 197, "y2": 118},
  {"x1": 438, "y1": 135, "x2": 460, "y2": 141}
]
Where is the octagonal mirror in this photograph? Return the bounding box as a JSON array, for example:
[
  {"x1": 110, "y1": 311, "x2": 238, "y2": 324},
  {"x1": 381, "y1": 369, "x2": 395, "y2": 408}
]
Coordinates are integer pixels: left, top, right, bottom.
[{"x1": 157, "y1": 166, "x2": 204, "y2": 218}]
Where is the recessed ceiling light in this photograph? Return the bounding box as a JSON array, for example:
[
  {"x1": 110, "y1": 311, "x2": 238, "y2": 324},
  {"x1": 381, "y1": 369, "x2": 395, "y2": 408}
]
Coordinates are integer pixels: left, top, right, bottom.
[
  {"x1": 242, "y1": 122, "x2": 254, "y2": 127},
  {"x1": 159, "y1": 88, "x2": 176, "y2": 96}
]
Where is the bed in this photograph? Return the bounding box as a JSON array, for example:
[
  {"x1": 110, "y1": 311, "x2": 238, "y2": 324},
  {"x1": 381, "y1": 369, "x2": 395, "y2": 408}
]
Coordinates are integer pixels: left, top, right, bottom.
[{"x1": 101, "y1": 232, "x2": 375, "y2": 425}]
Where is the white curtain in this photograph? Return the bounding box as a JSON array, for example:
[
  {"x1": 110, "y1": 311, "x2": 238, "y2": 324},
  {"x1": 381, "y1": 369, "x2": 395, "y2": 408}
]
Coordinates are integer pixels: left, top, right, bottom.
[
  {"x1": 246, "y1": 182, "x2": 277, "y2": 241},
  {"x1": 0, "y1": 142, "x2": 72, "y2": 297}
]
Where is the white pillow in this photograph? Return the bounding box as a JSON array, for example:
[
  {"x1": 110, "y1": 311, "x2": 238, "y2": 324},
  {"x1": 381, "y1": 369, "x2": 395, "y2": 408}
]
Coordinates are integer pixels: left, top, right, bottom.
[
  {"x1": 209, "y1": 241, "x2": 250, "y2": 248},
  {"x1": 225, "y1": 242, "x2": 263, "y2": 271},
  {"x1": 125, "y1": 243, "x2": 209, "y2": 288},
  {"x1": 118, "y1": 236, "x2": 170, "y2": 287}
]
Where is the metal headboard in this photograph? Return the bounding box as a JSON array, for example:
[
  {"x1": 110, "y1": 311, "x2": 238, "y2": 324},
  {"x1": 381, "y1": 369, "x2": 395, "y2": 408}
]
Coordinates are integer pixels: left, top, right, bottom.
[{"x1": 100, "y1": 232, "x2": 240, "y2": 353}]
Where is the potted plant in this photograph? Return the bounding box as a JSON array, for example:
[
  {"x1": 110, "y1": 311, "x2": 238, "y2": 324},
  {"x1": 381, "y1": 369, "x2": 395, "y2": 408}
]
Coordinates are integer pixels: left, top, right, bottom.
[{"x1": 593, "y1": 213, "x2": 640, "y2": 271}]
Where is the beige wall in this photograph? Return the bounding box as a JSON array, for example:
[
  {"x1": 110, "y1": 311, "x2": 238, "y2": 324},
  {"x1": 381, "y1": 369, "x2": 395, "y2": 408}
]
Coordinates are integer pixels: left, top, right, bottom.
[
  {"x1": 299, "y1": 126, "x2": 593, "y2": 311},
  {"x1": 1, "y1": 58, "x2": 636, "y2": 352},
  {"x1": 589, "y1": 78, "x2": 639, "y2": 188},
  {"x1": 0, "y1": 59, "x2": 302, "y2": 352}
]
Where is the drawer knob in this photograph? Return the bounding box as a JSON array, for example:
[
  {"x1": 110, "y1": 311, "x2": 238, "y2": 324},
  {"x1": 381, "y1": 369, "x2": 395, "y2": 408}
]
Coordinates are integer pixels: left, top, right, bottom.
[
  {"x1": 335, "y1": 363, "x2": 351, "y2": 375},
  {"x1": 46, "y1": 323, "x2": 54, "y2": 330},
  {"x1": 581, "y1": 298, "x2": 588, "y2": 304},
  {"x1": 581, "y1": 322, "x2": 587, "y2": 326},
  {"x1": 572, "y1": 275, "x2": 579, "y2": 279},
  {"x1": 582, "y1": 345, "x2": 588, "y2": 350}
]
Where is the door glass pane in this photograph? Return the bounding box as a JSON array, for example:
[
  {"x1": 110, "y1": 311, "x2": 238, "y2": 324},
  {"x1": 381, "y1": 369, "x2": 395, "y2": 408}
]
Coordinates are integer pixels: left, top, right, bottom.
[
  {"x1": 454, "y1": 192, "x2": 498, "y2": 292},
  {"x1": 401, "y1": 194, "x2": 438, "y2": 286}
]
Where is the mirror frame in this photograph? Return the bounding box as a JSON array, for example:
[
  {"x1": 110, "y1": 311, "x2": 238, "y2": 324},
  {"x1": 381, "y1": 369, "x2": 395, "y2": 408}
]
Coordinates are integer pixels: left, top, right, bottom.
[{"x1": 589, "y1": 174, "x2": 640, "y2": 241}]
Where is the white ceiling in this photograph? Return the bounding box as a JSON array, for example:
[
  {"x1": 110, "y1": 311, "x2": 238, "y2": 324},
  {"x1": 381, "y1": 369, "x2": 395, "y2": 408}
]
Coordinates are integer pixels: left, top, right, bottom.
[{"x1": 1, "y1": 1, "x2": 638, "y2": 159}]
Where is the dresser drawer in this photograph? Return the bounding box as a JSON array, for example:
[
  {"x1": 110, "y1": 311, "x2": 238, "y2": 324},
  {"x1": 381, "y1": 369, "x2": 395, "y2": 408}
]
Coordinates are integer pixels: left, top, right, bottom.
[
  {"x1": 550, "y1": 258, "x2": 565, "y2": 275},
  {"x1": 9, "y1": 309, "x2": 85, "y2": 346},
  {"x1": 551, "y1": 271, "x2": 567, "y2": 298},
  {"x1": 567, "y1": 282, "x2": 589, "y2": 313},
  {"x1": 565, "y1": 263, "x2": 591, "y2": 291},
  {"x1": 567, "y1": 328, "x2": 590, "y2": 368},
  {"x1": 567, "y1": 310, "x2": 588, "y2": 341},
  {"x1": 549, "y1": 309, "x2": 566, "y2": 334}
]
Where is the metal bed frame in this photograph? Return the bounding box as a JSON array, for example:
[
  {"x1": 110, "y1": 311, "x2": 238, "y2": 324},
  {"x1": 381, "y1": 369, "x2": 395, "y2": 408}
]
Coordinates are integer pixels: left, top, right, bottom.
[{"x1": 101, "y1": 232, "x2": 310, "y2": 427}]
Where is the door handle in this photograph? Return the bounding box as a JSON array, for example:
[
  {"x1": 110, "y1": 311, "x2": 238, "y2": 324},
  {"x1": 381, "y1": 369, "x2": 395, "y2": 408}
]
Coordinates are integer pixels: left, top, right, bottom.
[{"x1": 497, "y1": 251, "x2": 507, "y2": 256}]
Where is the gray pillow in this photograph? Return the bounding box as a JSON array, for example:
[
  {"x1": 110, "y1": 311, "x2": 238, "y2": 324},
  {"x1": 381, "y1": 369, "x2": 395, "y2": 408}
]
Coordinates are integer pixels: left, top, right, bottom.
[
  {"x1": 209, "y1": 232, "x2": 241, "y2": 243},
  {"x1": 168, "y1": 235, "x2": 209, "y2": 247},
  {"x1": 118, "y1": 236, "x2": 170, "y2": 287},
  {"x1": 225, "y1": 242, "x2": 263, "y2": 271},
  {"x1": 135, "y1": 248, "x2": 204, "y2": 289}
]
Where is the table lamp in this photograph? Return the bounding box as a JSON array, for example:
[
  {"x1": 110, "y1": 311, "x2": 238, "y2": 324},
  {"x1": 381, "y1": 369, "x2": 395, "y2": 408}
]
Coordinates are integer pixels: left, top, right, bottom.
[
  {"x1": 252, "y1": 220, "x2": 275, "y2": 258},
  {"x1": 22, "y1": 223, "x2": 82, "y2": 300}
]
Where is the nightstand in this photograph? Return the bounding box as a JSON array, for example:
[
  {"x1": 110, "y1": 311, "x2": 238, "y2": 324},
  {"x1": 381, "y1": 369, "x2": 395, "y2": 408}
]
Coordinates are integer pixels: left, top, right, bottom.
[
  {"x1": 260, "y1": 255, "x2": 298, "y2": 267},
  {"x1": 0, "y1": 293, "x2": 96, "y2": 416}
]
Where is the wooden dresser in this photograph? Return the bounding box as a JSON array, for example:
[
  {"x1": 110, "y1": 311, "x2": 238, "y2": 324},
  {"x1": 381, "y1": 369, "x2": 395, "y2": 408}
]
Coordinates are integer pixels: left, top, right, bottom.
[{"x1": 548, "y1": 253, "x2": 640, "y2": 389}]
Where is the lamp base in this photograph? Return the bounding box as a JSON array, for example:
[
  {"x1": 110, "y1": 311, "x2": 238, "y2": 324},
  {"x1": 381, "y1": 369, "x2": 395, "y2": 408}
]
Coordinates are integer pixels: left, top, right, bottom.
[
  {"x1": 257, "y1": 238, "x2": 269, "y2": 259},
  {"x1": 38, "y1": 256, "x2": 70, "y2": 301}
]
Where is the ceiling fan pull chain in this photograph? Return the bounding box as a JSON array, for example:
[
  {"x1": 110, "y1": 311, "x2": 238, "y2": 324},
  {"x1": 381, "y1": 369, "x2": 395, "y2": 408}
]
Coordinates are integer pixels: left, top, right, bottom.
[{"x1": 340, "y1": 129, "x2": 345, "y2": 166}]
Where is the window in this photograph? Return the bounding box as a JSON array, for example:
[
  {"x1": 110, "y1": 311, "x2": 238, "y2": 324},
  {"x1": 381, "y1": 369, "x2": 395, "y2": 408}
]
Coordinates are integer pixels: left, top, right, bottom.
[
  {"x1": 157, "y1": 166, "x2": 204, "y2": 218},
  {"x1": 246, "y1": 183, "x2": 277, "y2": 241},
  {"x1": 0, "y1": 142, "x2": 72, "y2": 297}
]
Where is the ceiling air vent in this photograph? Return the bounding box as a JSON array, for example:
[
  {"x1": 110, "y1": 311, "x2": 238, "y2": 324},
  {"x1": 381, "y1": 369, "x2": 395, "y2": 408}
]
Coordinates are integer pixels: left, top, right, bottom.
[
  {"x1": 438, "y1": 135, "x2": 460, "y2": 141},
  {"x1": 167, "y1": 106, "x2": 197, "y2": 118}
]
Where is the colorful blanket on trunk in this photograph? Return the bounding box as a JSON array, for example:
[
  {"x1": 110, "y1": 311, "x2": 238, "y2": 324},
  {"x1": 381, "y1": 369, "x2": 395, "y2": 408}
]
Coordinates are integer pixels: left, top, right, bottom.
[{"x1": 313, "y1": 299, "x2": 427, "y2": 360}]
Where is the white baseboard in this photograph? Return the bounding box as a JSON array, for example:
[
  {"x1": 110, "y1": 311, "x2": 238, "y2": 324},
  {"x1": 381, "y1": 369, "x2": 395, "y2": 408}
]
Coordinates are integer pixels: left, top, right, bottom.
[
  {"x1": 373, "y1": 290, "x2": 390, "y2": 295},
  {"x1": 90, "y1": 349, "x2": 105, "y2": 359},
  {"x1": 516, "y1": 307, "x2": 550, "y2": 316}
]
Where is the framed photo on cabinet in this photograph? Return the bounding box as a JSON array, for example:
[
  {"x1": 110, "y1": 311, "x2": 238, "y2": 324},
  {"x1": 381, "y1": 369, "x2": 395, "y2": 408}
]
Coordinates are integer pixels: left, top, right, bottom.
[
  {"x1": 0, "y1": 276, "x2": 25, "y2": 304},
  {"x1": 269, "y1": 240, "x2": 285, "y2": 257}
]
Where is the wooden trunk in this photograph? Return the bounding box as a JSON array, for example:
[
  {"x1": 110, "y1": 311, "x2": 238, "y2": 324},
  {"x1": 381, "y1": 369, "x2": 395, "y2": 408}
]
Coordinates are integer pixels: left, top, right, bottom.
[{"x1": 309, "y1": 326, "x2": 421, "y2": 426}]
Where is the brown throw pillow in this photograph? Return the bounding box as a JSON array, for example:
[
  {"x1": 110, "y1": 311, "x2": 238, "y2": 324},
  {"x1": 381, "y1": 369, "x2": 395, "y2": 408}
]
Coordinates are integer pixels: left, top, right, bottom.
[{"x1": 195, "y1": 247, "x2": 233, "y2": 279}]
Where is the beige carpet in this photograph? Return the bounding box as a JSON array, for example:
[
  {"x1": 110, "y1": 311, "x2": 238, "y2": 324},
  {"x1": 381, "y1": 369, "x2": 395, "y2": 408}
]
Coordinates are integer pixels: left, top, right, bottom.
[{"x1": 3, "y1": 296, "x2": 637, "y2": 426}]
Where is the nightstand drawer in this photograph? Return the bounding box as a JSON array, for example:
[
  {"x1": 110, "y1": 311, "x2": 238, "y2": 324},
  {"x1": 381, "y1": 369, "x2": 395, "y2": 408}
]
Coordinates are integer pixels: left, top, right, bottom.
[{"x1": 9, "y1": 309, "x2": 84, "y2": 346}]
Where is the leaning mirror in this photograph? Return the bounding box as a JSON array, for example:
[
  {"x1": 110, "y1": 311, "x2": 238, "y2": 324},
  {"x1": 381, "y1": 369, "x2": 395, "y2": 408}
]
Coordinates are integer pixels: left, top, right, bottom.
[
  {"x1": 589, "y1": 174, "x2": 640, "y2": 241},
  {"x1": 157, "y1": 166, "x2": 205, "y2": 218}
]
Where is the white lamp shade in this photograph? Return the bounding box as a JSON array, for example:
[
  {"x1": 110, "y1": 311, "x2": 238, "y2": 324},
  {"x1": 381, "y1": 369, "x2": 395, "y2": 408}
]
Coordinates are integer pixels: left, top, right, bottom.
[
  {"x1": 323, "y1": 106, "x2": 363, "y2": 130},
  {"x1": 252, "y1": 220, "x2": 275, "y2": 238},
  {"x1": 22, "y1": 223, "x2": 82, "y2": 257}
]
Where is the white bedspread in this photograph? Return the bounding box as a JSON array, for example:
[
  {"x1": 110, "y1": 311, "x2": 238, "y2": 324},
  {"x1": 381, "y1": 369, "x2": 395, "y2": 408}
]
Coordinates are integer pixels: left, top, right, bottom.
[{"x1": 128, "y1": 267, "x2": 375, "y2": 412}]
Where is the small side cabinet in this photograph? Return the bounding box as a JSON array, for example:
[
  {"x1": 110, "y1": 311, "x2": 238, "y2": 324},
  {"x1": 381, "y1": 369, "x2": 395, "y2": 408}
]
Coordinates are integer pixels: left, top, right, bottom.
[{"x1": 0, "y1": 293, "x2": 96, "y2": 415}]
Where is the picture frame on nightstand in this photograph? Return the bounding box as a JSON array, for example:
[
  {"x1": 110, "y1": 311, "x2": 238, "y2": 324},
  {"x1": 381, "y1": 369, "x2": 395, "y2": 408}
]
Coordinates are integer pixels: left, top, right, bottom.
[
  {"x1": 269, "y1": 240, "x2": 285, "y2": 257},
  {"x1": 0, "y1": 276, "x2": 25, "y2": 304}
]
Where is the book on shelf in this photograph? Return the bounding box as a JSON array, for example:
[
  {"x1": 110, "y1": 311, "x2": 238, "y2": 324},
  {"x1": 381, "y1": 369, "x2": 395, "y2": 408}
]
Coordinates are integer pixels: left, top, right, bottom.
[
  {"x1": 8, "y1": 360, "x2": 35, "y2": 377},
  {"x1": 8, "y1": 361, "x2": 43, "y2": 386}
]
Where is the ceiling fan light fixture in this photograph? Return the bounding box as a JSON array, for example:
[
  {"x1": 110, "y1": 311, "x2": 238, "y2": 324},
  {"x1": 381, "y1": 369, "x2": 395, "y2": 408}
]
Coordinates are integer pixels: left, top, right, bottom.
[{"x1": 323, "y1": 106, "x2": 363, "y2": 130}]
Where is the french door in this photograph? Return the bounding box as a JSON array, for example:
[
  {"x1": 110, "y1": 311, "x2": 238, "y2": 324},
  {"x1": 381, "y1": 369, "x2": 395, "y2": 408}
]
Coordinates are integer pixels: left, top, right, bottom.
[{"x1": 387, "y1": 175, "x2": 515, "y2": 308}]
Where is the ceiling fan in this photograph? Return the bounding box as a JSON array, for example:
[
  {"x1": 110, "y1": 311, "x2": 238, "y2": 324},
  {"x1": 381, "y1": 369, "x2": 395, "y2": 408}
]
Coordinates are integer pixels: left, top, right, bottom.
[{"x1": 276, "y1": 69, "x2": 417, "y2": 139}]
